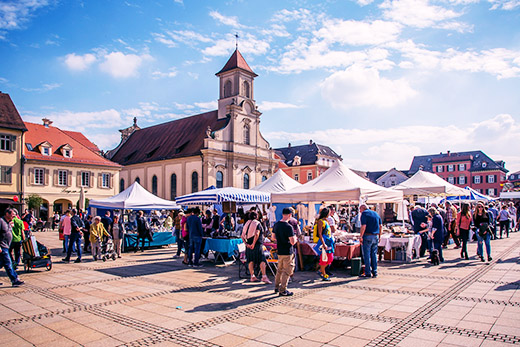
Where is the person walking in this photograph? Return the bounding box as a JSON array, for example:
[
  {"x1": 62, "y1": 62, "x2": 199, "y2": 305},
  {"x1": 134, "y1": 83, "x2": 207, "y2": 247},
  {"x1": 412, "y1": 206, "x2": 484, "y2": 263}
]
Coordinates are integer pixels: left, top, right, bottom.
[
  {"x1": 90, "y1": 216, "x2": 110, "y2": 261},
  {"x1": 272, "y1": 208, "x2": 297, "y2": 296},
  {"x1": 9, "y1": 210, "x2": 24, "y2": 269},
  {"x1": 313, "y1": 208, "x2": 334, "y2": 281},
  {"x1": 109, "y1": 215, "x2": 125, "y2": 258},
  {"x1": 136, "y1": 211, "x2": 149, "y2": 252},
  {"x1": 411, "y1": 204, "x2": 430, "y2": 258},
  {"x1": 242, "y1": 211, "x2": 271, "y2": 283},
  {"x1": 63, "y1": 209, "x2": 84, "y2": 263},
  {"x1": 173, "y1": 211, "x2": 184, "y2": 259},
  {"x1": 456, "y1": 203, "x2": 472, "y2": 260},
  {"x1": 428, "y1": 207, "x2": 446, "y2": 263},
  {"x1": 474, "y1": 203, "x2": 492, "y2": 262},
  {"x1": 186, "y1": 207, "x2": 203, "y2": 267},
  {"x1": 59, "y1": 210, "x2": 72, "y2": 253},
  {"x1": 0, "y1": 208, "x2": 24, "y2": 286},
  {"x1": 443, "y1": 201, "x2": 460, "y2": 249},
  {"x1": 83, "y1": 215, "x2": 92, "y2": 253},
  {"x1": 498, "y1": 205, "x2": 511, "y2": 239},
  {"x1": 360, "y1": 204, "x2": 382, "y2": 277}
]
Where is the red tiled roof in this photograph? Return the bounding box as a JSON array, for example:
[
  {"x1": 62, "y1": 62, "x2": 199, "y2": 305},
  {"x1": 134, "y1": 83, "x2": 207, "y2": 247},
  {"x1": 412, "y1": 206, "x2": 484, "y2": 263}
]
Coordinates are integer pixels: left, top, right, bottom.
[
  {"x1": 216, "y1": 49, "x2": 257, "y2": 76},
  {"x1": 110, "y1": 111, "x2": 229, "y2": 166},
  {"x1": 0, "y1": 92, "x2": 27, "y2": 132},
  {"x1": 24, "y1": 122, "x2": 121, "y2": 168},
  {"x1": 63, "y1": 129, "x2": 100, "y2": 153}
]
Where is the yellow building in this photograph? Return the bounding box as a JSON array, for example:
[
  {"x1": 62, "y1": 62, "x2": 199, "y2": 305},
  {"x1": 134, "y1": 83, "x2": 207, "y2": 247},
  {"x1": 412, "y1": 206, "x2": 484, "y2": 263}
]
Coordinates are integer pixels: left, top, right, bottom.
[
  {"x1": 0, "y1": 92, "x2": 26, "y2": 213},
  {"x1": 23, "y1": 119, "x2": 121, "y2": 221}
]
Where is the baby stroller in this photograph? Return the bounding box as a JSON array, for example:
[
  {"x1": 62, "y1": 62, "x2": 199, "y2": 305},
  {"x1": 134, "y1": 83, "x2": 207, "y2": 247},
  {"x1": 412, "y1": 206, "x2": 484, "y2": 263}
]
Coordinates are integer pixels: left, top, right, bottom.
[
  {"x1": 22, "y1": 235, "x2": 52, "y2": 272},
  {"x1": 100, "y1": 238, "x2": 117, "y2": 261}
]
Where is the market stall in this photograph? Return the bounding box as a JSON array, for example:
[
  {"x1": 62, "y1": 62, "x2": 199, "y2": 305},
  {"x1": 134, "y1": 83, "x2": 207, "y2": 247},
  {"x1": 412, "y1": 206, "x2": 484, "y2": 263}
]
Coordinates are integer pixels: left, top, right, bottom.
[{"x1": 392, "y1": 170, "x2": 470, "y2": 197}]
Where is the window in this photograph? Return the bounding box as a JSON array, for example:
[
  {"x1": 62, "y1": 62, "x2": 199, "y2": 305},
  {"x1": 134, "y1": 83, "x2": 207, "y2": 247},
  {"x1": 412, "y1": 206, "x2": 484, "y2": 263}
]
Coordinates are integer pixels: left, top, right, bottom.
[
  {"x1": 135, "y1": 176, "x2": 140, "y2": 184},
  {"x1": 436, "y1": 166, "x2": 444, "y2": 172},
  {"x1": 262, "y1": 175, "x2": 267, "y2": 182},
  {"x1": 482, "y1": 162, "x2": 487, "y2": 168},
  {"x1": 0, "y1": 166, "x2": 12, "y2": 184},
  {"x1": 102, "y1": 173, "x2": 110, "y2": 188},
  {"x1": 447, "y1": 176, "x2": 455, "y2": 184},
  {"x1": 459, "y1": 176, "x2": 466, "y2": 185},
  {"x1": 191, "y1": 172, "x2": 198, "y2": 193},
  {"x1": 243, "y1": 124, "x2": 250, "y2": 145},
  {"x1": 488, "y1": 175, "x2": 495, "y2": 183},
  {"x1": 58, "y1": 170, "x2": 67, "y2": 186},
  {"x1": 0, "y1": 134, "x2": 15, "y2": 152},
  {"x1": 120, "y1": 178, "x2": 125, "y2": 193},
  {"x1": 34, "y1": 168, "x2": 44, "y2": 185},
  {"x1": 243, "y1": 173, "x2": 250, "y2": 189},
  {"x1": 243, "y1": 81, "x2": 250, "y2": 98},
  {"x1": 170, "y1": 174, "x2": 177, "y2": 199},
  {"x1": 216, "y1": 171, "x2": 223, "y2": 188},
  {"x1": 81, "y1": 172, "x2": 90, "y2": 187},
  {"x1": 63, "y1": 149, "x2": 71, "y2": 158},
  {"x1": 459, "y1": 164, "x2": 466, "y2": 171},
  {"x1": 152, "y1": 175, "x2": 158, "y2": 195},
  {"x1": 307, "y1": 172, "x2": 313, "y2": 181},
  {"x1": 474, "y1": 176, "x2": 481, "y2": 184},
  {"x1": 42, "y1": 147, "x2": 51, "y2": 156},
  {"x1": 224, "y1": 80, "x2": 232, "y2": 98},
  {"x1": 447, "y1": 165, "x2": 454, "y2": 172},
  {"x1": 487, "y1": 188, "x2": 494, "y2": 196},
  {"x1": 294, "y1": 173, "x2": 299, "y2": 182}
]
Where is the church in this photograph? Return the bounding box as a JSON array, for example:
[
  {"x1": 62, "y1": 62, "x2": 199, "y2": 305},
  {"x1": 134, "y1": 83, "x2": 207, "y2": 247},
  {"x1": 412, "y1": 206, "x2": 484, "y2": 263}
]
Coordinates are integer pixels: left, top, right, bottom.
[{"x1": 108, "y1": 50, "x2": 276, "y2": 199}]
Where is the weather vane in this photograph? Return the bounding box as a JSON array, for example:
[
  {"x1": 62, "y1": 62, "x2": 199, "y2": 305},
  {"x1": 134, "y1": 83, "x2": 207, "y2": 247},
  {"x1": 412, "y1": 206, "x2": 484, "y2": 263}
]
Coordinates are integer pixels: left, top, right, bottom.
[{"x1": 235, "y1": 33, "x2": 239, "y2": 49}]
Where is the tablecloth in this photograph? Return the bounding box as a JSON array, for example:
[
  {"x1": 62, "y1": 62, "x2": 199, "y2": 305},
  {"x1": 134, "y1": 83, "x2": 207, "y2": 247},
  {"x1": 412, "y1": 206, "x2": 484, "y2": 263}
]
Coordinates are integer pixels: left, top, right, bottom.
[
  {"x1": 123, "y1": 232, "x2": 176, "y2": 251},
  {"x1": 300, "y1": 242, "x2": 361, "y2": 260},
  {"x1": 203, "y1": 238, "x2": 243, "y2": 255},
  {"x1": 378, "y1": 234, "x2": 421, "y2": 262}
]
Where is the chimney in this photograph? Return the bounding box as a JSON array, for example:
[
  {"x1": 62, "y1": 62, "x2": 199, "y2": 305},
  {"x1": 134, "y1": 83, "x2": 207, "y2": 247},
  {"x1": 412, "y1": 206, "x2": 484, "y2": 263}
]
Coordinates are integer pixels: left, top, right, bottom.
[
  {"x1": 309, "y1": 139, "x2": 313, "y2": 145},
  {"x1": 42, "y1": 118, "x2": 53, "y2": 128},
  {"x1": 288, "y1": 143, "x2": 291, "y2": 148},
  {"x1": 447, "y1": 150, "x2": 451, "y2": 156}
]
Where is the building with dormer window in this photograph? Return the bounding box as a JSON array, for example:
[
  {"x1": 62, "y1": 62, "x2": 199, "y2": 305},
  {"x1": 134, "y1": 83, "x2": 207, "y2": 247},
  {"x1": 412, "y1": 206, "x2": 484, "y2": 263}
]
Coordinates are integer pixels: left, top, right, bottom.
[
  {"x1": 107, "y1": 50, "x2": 276, "y2": 198},
  {"x1": 23, "y1": 119, "x2": 121, "y2": 220}
]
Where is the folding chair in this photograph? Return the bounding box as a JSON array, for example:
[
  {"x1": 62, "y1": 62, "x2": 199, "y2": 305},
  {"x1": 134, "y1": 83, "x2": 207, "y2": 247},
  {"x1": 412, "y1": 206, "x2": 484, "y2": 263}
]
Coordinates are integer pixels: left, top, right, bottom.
[
  {"x1": 265, "y1": 246, "x2": 278, "y2": 278},
  {"x1": 237, "y1": 242, "x2": 249, "y2": 279}
]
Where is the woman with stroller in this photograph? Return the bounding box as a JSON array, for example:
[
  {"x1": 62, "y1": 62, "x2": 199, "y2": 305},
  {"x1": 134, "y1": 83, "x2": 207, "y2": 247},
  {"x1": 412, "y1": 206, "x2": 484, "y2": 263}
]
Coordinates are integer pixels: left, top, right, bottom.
[
  {"x1": 90, "y1": 216, "x2": 110, "y2": 261},
  {"x1": 109, "y1": 215, "x2": 125, "y2": 258}
]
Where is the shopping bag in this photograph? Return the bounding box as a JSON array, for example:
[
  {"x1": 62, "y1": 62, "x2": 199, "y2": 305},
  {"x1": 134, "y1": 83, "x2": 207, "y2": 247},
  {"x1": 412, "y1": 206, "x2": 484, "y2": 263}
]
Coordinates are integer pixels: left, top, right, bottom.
[{"x1": 321, "y1": 246, "x2": 328, "y2": 263}]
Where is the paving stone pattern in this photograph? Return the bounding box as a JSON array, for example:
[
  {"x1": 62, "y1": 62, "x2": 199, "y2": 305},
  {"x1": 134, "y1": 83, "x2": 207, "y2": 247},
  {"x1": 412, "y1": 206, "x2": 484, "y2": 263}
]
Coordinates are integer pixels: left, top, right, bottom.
[{"x1": 1, "y1": 230, "x2": 519, "y2": 347}]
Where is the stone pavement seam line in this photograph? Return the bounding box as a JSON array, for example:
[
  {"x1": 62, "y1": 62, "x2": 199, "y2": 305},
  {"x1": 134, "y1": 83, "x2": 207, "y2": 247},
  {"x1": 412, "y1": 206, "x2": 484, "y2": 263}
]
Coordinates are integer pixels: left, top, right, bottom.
[
  {"x1": 365, "y1": 239, "x2": 520, "y2": 347},
  {"x1": 421, "y1": 322, "x2": 520, "y2": 344}
]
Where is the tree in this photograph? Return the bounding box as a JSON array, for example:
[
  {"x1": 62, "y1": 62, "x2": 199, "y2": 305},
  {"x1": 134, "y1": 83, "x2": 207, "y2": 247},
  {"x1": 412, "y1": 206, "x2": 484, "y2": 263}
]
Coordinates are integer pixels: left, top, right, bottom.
[{"x1": 26, "y1": 194, "x2": 43, "y2": 211}]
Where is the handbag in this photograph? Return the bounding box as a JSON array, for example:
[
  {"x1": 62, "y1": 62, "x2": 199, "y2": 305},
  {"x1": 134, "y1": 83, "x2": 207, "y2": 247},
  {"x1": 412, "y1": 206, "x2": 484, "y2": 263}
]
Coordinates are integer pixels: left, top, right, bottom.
[
  {"x1": 478, "y1": 223, "x2": 489, "y2": 237},
  {"x1": 320, "y1": 246, "x2": 328, "y2": 263},
  {"x1": 58, "y1": 227, "x2": 64, "y2": 241}
]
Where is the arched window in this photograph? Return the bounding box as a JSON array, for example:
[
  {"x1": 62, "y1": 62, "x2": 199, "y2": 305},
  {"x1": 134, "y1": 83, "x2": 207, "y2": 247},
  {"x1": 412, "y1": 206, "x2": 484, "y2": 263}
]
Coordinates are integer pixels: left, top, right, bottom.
[
  {"x1": 243, "y1": 173, "x2": 250, "y2": 189},
  {"x1": 224, "y1": 80, "x2": 232, "y2": 98},
  {"x1": 243, "y1": 81, "x2": 250, "y2": 98},
  {"x1": 135, "y1": 176, "x2": 140, "y2": 184},
  {"x1": 191, "y1": 171, "x2": 198, "y2": 193},
  {"x1": 170, "y1": 173, "x2": 177, "y2": 200},
  {"x1": 216, "y1": 171, "x2": 224, "y2": 188},
  {"x1": 243, "y1": 124, "x2": 250, "y2": 145},
  {"x1": 262, "y1": 175, "x2": 267, "y2": 182},
  {"x1": 152, "y1": 175, "x2": 158, "y2": 195},
  {"x1": 119, "y1": 178, "x2": 125, "y2": 193}
]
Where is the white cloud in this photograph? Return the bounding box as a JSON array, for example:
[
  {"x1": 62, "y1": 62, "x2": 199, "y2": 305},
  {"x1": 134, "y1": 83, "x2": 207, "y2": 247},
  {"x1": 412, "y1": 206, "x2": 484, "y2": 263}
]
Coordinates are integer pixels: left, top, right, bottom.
[
  {"x1": 152, "y1": 33, "x2": 177, "y2": 47},
  {"x1": 22, "y1": 83, "x2": 61, "y2": 93},
  {"x1": 23, "y1": 109, "x2": 124, "y2": 132},
  {"x1": 380, "y1": 0, "x2": 467, "y2": 31},
  {"x1": 320, "y1": 64, "x2": 417, "y2": 109},
  {"x1": 209, "y1": 10, "x2": 245, "y2": 28},
  {"x1": 194, "y1": 101, "x2": 217, "y2": 111},
  {"x1": 316, "y1": 19, "x2": 402, "y2": 46},
  {"x1": 258, "y1": 101, "x2": 304, "y2": 111},
  {"x1": 64, "y1": 53, "x2": 97, "y2": 71},
  {"x1": 151, "y1": 68, "x2": 177, "y2": 79},
  {"x1": 0, "y1": 0, "x2": 50, "y2": 30},
  {"x1": 202, "y1": 33, "x2": 269, "y2": 56},
  {"x1": 99, "y1": 52, "x2": 151, "y2": 78},
  {"x1": 355, "y1": 0, "x2": 375, "y2": 5},
  {"x1": 489, "y1": 0, "x2": 520, "y2": 10}
]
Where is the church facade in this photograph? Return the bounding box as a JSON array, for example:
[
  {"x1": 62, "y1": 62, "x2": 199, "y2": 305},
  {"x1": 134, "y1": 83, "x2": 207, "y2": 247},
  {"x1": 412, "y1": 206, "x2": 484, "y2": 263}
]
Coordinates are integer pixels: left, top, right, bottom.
[{"x1": 108, "y1": 50, "x2": 276, "y2": 199}]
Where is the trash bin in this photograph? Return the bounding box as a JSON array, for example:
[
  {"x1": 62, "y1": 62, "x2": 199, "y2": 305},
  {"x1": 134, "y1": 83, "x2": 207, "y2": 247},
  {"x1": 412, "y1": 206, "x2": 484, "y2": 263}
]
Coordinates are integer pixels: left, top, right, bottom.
[{"x1": 350, "y1": 257, "x2": 361, "y2": 276}]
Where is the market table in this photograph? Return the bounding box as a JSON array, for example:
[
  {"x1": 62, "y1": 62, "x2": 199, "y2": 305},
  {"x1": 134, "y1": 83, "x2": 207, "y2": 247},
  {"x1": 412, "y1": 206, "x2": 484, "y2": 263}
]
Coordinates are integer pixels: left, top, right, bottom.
[
  {"x1": 378, "y1": 234, "x2": 421, "y2": 262},
  {"x1": 300, "y1": 242, "x2": 361, "y2": 260},
  {"x1": 123, "y1": 232, "x2": 176, "y2": 252},
  {"x1": 203, "y1": 238, "x2": 243, "y2": 264}
]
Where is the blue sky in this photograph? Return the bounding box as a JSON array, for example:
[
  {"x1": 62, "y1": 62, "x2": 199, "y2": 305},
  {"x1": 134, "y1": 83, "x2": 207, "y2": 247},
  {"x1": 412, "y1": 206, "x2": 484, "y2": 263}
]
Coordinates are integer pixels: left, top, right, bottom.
[{"x1": 1, "y1": 0, "x2": 519, "y2": 173}]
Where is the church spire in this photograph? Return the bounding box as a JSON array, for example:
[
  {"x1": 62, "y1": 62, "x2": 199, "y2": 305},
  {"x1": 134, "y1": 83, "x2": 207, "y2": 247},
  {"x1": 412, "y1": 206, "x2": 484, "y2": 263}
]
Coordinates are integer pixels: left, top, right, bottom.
[{"x1": 216, "y1": 49, "x2": 257, "y2": 77}]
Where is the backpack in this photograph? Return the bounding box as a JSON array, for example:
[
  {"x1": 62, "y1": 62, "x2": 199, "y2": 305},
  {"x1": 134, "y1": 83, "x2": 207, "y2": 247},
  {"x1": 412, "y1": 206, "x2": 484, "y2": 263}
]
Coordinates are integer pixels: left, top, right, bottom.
[{"x1": 312, "y1": 219, "x2": 326, "y2": 243}]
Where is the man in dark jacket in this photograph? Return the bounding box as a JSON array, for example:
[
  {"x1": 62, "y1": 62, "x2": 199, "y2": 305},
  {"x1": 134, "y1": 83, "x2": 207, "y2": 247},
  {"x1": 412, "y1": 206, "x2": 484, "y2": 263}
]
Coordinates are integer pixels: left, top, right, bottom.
[
  {"x1": 63, "y1": 209, "x2": 84, "y2": 263},
  {"x1": 187, "y1": 207, "x2": 203, "y2": 267},
  {"x1": 136, "y1": 211, "x2": 149, "y2": 252},
  {"x1": 101, "y1": 211, "x2": 113, "y2": 233},
  {"x1": 0, "y1": 208, "x2": 24, "y2": 286},
  {"x1": 411, "y1": 204, "x2": 430, "y2": 257}
]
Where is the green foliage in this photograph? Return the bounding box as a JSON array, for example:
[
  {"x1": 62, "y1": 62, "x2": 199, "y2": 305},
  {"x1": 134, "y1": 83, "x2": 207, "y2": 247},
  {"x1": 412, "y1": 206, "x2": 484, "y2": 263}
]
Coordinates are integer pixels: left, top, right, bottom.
[{"x1": 26, "y1": 194, "x2": 43, "y2": 210}]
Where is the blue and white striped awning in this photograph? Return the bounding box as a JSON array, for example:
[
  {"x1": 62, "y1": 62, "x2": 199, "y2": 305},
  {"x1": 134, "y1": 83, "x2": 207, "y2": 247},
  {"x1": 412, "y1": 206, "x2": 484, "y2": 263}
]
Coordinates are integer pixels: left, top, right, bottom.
[
  {"x1": 175, "y1": 187, "x2": 271, "y2": 205},
  {"x1": 442, "y1": 186, "x2": 497, "y2": 202}
]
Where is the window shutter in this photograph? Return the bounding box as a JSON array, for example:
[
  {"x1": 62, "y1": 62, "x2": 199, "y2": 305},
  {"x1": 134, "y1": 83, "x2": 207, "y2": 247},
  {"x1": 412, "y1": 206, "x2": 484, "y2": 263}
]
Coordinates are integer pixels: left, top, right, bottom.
[
  {"x1": 53, "y1": 170, "x2": 58, "y2": 186},
  {"x1": 11, "y1": 135, "x2": 16, "y2": 151},
  {"x1": 98, "y1": 173, "x2": 102, "y2": 188},
  {"x1": 494, "y1": 175, "x2": 497, "y2": 183},
  {"x1": 28, "y1": 168, "x2": 34, "y2": 185},
  {"x1": 77, "y1": 172, "x2": 82, "y2": 186},
  {"x1": 44, "y1": 169, "x2": 50, "y2": 186},
  {"x1": 67, "y1": 170, "x2": 72, "y2": 186},
  {"x1": 90, "y1": 171, "x2": 95, "y2": 188},
  {"x1": 485, "y1": 175, "x2": 488, "y2": 183},
  {"x1": 109, "y1": 173, "x2": 113, "y2": 189}
]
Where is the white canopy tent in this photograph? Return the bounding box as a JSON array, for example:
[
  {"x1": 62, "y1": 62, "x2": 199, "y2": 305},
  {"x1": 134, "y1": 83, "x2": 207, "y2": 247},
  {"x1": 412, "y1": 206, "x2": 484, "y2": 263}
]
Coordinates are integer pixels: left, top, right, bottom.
[
  {"x1": 271, "y1": 161, "x2": 403, "y2": 204},
  {"x1": 89, "y1": 182, "x2": 180, "y2": 210},
  {"x1": 251, "y1": 169, "x2": 302, "y2": 193},
  {"x1": 392, "y1": 170, "x2": 470, "y2": 197}
]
